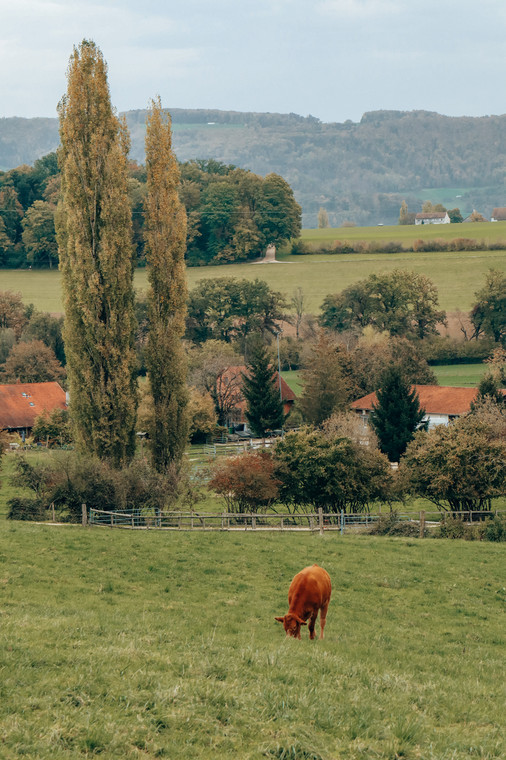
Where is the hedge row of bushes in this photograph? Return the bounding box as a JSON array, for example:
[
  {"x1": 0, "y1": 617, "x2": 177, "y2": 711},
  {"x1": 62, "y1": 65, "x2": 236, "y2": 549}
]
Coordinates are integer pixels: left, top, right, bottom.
[
  {"x1": 290, "y1": 238, "x2": 506, "y2": 256},
  {"x1": 368, "y1": 512, "x2": 506, "y2": 541}
]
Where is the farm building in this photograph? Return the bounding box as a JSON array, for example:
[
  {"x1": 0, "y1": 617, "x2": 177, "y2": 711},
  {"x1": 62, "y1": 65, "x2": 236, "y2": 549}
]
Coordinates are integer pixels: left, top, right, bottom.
[
  {"x1": 218, "y1": 365, "x2": 296, "y2": 432},
  {"x1": 415, "y1": 212, "x2": 450, "y2": 225},
  {"x1": 491, "y1": 207, "x2": 506, "y2": 221},
  {"x1": 350, "y1": 385, "x2": 504, "y2": 429},
  {"x1": 0, "y1": 381, "x2": 67, "y2": 439}
]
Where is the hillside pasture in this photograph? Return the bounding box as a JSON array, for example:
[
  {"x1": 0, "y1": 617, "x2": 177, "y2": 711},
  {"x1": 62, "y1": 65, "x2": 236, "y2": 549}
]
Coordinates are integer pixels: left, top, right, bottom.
[
  {"x1": 301, "y1": 219, "x2": 506, "y2": 245},
  {"x1": 1, "y1": 247, "x2": 505, "y2": 315},
  {"x1": 0, "y1": 523, "x2": 504, "y2": 760}
]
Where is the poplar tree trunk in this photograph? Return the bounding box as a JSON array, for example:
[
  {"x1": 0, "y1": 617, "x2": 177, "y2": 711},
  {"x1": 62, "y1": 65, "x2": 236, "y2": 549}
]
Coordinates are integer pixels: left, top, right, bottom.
[
  {"x1": 144, "y1": 98, "x2": 189, "y2": 470},
  {"x1": 57, "y1": 40, "x2": 138, "y2": 467}
]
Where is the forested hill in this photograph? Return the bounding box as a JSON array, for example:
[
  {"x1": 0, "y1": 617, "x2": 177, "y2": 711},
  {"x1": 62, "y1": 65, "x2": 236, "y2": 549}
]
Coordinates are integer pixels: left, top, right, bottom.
[{"x1": 2, "y1": 108, "x2": 506, "y2": 226}]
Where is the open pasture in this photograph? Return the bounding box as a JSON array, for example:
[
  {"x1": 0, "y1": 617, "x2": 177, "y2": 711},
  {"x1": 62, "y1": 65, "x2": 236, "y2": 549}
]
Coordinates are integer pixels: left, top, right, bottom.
[
  {"x1": 0, "y1": 523, "x2": 504, "y2": 759},
  {"x1": 1, "y1": 246, "x2": 505, "y2": 315},
  {"x1": 301, "y1": 220, "x2": 506, "y2": 245}
]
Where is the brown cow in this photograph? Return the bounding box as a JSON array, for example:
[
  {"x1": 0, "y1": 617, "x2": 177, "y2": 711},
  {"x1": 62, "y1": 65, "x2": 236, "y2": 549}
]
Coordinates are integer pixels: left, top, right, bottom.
[{"x1": 275, "y1": 564, "x2": 331, "y2": 640}]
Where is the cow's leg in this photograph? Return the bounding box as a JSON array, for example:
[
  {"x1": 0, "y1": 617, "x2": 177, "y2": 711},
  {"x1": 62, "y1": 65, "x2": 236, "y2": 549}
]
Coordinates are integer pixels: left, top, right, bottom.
[
  {"x1": 319, "y1": 601, "x2": 330, "y2": 639},
  {"x1": 308, "y1": 612, "x2": 317, "y2": 640}
]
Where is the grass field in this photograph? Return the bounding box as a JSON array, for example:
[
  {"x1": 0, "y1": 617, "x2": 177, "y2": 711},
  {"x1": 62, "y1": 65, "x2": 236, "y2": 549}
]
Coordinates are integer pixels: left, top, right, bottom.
[
  {"x1": 1, "y1": 237, "x2": 504, "y2": 315},
  {"x1": 301, "y1": 219, "x2": 506, "y2": 245},
  {"x1": 0, "y1": 523, "x2": 504, "y2": 760}
]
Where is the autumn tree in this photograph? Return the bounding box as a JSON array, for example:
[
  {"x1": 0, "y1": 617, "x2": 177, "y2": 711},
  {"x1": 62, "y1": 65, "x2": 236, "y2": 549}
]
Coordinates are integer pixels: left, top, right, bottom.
[
  {"x1": 144, "y1": 98, "x2": 189, "y2": 470},
  {"x1": 318, "y1": 207, "x2": 329, "y2": 228},
  {"x1": 187, "y1": 340, "x2": 243, "y2": 426},
  {"x1": 298, "y1": 331, "x2": 349, "y2": 426},
  {"x1": 1, "y1": 340, "x2": 65, "y2": 383},
  {"x1": 57, "y1": 40, "x2": 138, "y2": 466}
]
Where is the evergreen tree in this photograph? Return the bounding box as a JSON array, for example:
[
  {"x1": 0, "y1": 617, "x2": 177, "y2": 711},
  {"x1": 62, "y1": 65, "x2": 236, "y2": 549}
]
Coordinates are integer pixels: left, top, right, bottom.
[
  {"x1": 144, "y1": 98, "x2": 189, "y2": 470},
  {"x1": 57, "y1": 40, "x2": 138, "y2": 467},
  {"x1": 242, "y1": 342, "x2": 285, "y2": 437},
  {"x1": 369, "y1": 366, "x2": 426, "y2": 462}
]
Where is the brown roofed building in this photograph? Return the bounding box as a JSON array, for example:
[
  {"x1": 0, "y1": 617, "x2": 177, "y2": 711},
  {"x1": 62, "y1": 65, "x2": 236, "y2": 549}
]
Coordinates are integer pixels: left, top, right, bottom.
[
  {"x1": 219, "y1": 365, "x2": 296, "y2": 431},
  {"x1": 491, "y1": 207, "x2": 506, "y2": 221},
  {"x1": 0, "y1": 382, "x2": 67, "y2": 438},
  {"x1": 350, "y1": 385, "x2": 505, "y2": 429}
]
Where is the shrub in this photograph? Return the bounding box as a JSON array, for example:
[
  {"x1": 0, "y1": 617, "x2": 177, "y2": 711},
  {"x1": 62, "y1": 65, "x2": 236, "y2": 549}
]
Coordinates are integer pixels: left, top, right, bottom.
[
  {"x1": 7, "y1": 496, "x2": 45, "y2": 521},
  {"x1": 482, "y1": 515, "x2": 506, "y2": 542},
  {"x1": 368, "y1": 512, "x2": 424, "y2": 537},
  {"x1": 209, "y1": 450, "x2": 280, "y2": 512}
]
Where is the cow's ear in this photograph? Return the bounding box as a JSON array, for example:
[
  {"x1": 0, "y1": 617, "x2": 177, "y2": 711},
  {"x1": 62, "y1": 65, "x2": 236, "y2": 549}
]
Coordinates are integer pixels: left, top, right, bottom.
[
  {"x1": 274, "y1": 616, "x2": 284, "y2": 623},
  {"x1": 295, "y1": 616, "x2": 307, "y2": 625}
]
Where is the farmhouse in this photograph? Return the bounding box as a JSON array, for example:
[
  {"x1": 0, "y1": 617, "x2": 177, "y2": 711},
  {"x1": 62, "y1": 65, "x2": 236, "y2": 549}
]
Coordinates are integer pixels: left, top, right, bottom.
[
  {"x1": 0, "y1": 381, "x2": 67, "y2": 439},
  {"x1": 491, "y1": 207, "x2": 506, "y2": 221},
  {"x1": 218, "y1": 365, "x2": 296, "y2": 432},
  {"x1": 350, "y1": 385, "x2": 498, "y2": 429},
  {"x1": 415, "y1": 212, "x2": 450, "y2": 225}
]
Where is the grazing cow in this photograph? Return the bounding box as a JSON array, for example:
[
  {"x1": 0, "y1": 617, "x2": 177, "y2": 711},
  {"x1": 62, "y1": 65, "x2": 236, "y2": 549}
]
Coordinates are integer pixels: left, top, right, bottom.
[{"x1": 275, "y1": 564, "x2": 331, "y2": 640}]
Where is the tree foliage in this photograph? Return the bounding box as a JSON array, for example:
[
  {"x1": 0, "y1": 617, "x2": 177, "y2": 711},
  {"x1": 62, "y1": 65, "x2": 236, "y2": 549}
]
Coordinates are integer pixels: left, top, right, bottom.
[
  {"x1": 298, "y1": 331, "x2": 349, "y2": 425},
  {"x1": 144, "y1": 98, "x2": 189, "y2": 470},
  {"x1": 242, "y1": 341, "x2": 286, "y2": 437},
  {"x1": 186, "y1": 277, "x2": 287, "y2": 347},
  {"x1": 471, "y1": 269, "x2": 506, "y2": 345},
  {"x1": 1, "y1": 340, "x2": 65, "y2": 383},
  {"x1": 57, "y1": 40, "x2": 138, "y2": 467},
  {"x1": 402, "y1": 412, "x2": 506, "y2": 513},
  {"x1": 320, "y1": 269, "x2": 446, "y2": 340},
  {"x1": 369, "y1": 366, "x2": 426, "y2": 462},
  {"x1": 273, "y1": 428, "x2": 393, "y2": 513},
  {"x1": 209, "y1": 451, "x2": 280, "y2": 512}
]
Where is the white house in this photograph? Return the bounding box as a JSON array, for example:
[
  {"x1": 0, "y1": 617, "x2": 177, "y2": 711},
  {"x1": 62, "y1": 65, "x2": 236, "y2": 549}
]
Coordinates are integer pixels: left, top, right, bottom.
[{"x1": 415, "y1": 212, "x2": 450, "y2": 225}]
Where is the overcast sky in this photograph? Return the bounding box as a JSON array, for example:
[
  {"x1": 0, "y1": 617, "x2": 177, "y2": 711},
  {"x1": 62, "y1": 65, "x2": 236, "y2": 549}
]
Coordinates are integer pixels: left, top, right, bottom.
[{"x1": 1, "y1": 0, "x2": 505, "y2": 123}]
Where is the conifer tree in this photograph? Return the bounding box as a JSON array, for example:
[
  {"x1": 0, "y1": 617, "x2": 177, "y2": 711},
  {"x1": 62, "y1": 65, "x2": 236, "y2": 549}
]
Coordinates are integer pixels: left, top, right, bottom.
[
  {"x1": 242, "y1": 342, "x2": 285, "y2": 438},
  {"x1": 144, "y1": 98, "x2": 189, "y2": 470},
  {"x1": 370, "y1": 366, "x2": 426, "y2": 462},
  {"x1": 57, "y1": 40, "x2": 138, "y2": 467}
]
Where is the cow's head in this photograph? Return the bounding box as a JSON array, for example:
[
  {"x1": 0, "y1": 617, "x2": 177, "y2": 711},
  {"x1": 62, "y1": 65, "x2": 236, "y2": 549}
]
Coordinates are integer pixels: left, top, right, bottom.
[{"x1": 275, "y1": 613, "x2": 307, "y2": 639}]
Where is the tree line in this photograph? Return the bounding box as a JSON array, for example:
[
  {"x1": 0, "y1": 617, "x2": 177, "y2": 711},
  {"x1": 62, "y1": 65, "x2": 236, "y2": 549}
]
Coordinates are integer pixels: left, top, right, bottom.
[{"x1": 0, "y1": 156, "x2": 300, "y2": 270}]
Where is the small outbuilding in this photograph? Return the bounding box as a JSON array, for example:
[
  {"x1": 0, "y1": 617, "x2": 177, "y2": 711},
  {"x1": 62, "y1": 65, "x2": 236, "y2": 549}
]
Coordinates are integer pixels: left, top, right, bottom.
[
  {"x1": 491, "y1": 207, "x2": 506, "y2": 222},
  {"x1": 0, "y1": 381, "x2": 67, "y2": 439}
]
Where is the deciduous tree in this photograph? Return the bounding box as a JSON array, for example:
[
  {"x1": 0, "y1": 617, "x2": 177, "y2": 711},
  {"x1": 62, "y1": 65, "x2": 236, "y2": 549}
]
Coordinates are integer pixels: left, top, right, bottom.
[
  {"x1": 57, "y1": 40, "x2": 138, "y2": 466},
  {"x1": 144, "y1": 98, "x2": 189, "y2": 470},
  {"x1": 1, "y1": 340, "x2": 65, "y2": 383}
]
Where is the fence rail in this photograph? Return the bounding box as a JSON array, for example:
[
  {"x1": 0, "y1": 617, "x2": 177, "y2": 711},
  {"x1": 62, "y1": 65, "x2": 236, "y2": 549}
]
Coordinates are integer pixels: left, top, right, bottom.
[{"x1": 87, "y1": 507, "x2": 505, "y2": 533}]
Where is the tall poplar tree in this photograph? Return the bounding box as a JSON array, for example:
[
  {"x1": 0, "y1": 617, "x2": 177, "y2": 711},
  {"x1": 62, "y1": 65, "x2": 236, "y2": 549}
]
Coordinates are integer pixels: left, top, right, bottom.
[
  {"x1": 144, "y1": 98, "x2": 189, "y2": 470},
  {"x1": 57, "y1": 40, "x2": 138, "y2": 467}
]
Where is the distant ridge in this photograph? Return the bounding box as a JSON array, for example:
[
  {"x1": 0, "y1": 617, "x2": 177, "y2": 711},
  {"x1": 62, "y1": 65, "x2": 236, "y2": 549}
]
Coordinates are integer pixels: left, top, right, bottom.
[{"x1": 2, "y1": 108, "x2": 506, "y2": 226}]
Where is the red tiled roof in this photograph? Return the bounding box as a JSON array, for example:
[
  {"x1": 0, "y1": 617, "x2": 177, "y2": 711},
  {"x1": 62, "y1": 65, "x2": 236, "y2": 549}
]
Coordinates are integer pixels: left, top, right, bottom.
[
  {"x1": 350, "y1": 385, "x2": 484, "y2": 416},
  {"x1": 0, "y1": 382, "x2": 67, "y2": 429}
]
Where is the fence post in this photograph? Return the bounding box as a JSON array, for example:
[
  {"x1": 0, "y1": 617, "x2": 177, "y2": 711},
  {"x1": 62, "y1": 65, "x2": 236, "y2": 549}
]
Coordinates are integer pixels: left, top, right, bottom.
[
  {"x1": 51, "y1": 502, "x2": 55, "y2": 522},
  {"x1": 340, "y1": 510, "x2": 345, "y2": 536},
  {"x1": 81, "y1": 503, "x2": 87, "y2": 527},
  {"x1": 310, "y1": 515, "x2": 314, "y2": 532},
  {"x1": 319, "y1": 508, "x2": 324, "y2": 535},
  {"x1": 252, "y1": 515, "x2": 256, "y2": 530},
  {"x1": 419, "y1": 510, "x2": 426, "y2": 538}
]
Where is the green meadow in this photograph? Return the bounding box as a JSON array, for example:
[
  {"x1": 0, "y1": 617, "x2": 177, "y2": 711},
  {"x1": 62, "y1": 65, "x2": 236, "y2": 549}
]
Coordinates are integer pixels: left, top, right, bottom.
[
  {"x1": 300, "y1": 220, "x2": 506, "y2": 245},
  {"x1": 1, "y1": 227, "x2": 505, "y2": 315},
  {"x1": 0, "y1": 522, "x2": 505, "y2": 760}
]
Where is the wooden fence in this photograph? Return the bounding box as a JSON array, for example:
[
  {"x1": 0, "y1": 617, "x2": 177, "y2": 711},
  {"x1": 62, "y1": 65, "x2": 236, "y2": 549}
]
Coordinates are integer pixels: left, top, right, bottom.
[{"x1": 87, "y1": 507, "x2": 505, "y2": 535}]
